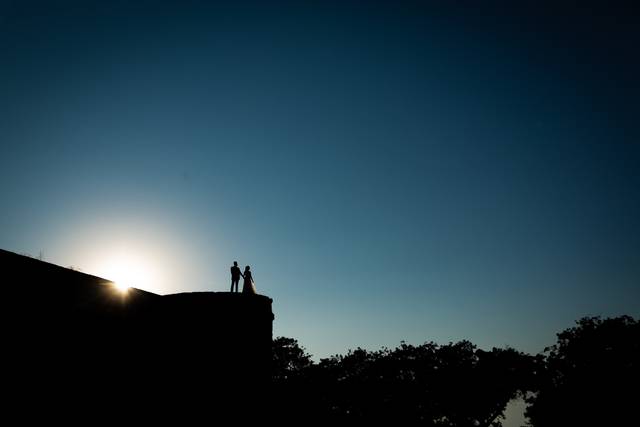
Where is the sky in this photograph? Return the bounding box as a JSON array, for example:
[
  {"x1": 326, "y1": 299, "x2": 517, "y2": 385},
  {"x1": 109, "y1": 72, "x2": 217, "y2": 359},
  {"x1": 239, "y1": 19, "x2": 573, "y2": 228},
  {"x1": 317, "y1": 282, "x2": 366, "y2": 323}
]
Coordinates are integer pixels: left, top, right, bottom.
[{"x1": 2, "y1": 0, "x2": 639, "y2": 370}]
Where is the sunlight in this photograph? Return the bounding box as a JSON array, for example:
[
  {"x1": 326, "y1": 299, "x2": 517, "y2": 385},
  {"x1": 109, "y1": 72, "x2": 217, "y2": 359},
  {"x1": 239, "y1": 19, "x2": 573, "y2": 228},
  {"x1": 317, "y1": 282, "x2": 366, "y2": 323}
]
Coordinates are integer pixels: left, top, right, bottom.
[
  {"x1": 113, "y1": 281, "x2": 130, "y2": 294},
  {"x1": 62, "y1": 214, "x2": 196, "y2": 295},
  {"x1": 100, "y1": 253, "x2": 155, "y2": 293}
]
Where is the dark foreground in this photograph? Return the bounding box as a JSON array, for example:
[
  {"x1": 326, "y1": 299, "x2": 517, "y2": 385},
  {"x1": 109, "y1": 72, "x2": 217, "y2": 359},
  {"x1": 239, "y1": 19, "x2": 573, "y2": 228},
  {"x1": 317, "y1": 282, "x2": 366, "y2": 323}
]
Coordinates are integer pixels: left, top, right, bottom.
[{"x1": 3, "y1": 249, "x2": 274, "y2": 422}]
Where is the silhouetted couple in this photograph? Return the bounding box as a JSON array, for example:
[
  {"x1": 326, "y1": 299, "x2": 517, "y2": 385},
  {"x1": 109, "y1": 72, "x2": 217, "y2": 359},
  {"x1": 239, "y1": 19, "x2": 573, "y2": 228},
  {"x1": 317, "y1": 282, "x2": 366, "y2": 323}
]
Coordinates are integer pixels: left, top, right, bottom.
[{"x1": 230, "y1": 261, "x2": 256, "y2": 294}]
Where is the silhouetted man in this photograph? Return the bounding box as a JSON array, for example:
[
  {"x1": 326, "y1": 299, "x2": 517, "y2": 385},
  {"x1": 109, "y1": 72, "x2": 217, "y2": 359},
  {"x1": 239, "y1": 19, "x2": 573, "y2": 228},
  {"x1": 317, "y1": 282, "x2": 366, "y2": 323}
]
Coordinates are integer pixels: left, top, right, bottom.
[{"x1": 230, "y1": 261, "x2": 243, "y2": 292}]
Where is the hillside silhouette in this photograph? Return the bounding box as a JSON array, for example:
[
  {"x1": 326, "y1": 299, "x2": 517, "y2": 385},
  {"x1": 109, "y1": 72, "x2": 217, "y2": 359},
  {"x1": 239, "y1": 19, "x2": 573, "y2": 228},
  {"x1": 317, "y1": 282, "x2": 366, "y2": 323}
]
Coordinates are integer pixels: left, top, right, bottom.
[
  {"x1": 5, "y1": 248, "x2": 638, "y2": 425},
  {"x1": 3, "y1": 248, "x2": 273, "y2": 421}
]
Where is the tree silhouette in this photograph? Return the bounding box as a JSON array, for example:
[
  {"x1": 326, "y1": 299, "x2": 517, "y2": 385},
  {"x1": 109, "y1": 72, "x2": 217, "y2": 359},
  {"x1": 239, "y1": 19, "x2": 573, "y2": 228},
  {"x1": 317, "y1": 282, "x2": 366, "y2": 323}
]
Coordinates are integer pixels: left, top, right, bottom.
[
  {"x1": 272, "y1": 336, "x2": 313, "y2": 381},
  {"x1": 272, "y1": 316, "x2": 638, "y2": 425},
  {"x1": 272, "y1": 339, "x2": 537, "y2": 425},
  {"x1": 524, "y1": 316, "x2": 639, "y2": 426}
]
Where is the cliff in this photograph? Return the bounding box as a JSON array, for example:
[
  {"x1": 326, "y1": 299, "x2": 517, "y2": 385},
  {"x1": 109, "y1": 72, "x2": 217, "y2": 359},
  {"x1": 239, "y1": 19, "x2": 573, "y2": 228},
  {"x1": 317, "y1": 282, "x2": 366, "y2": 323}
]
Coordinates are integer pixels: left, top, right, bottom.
[{"x1": 2, "y1": 248, "x2": 274, "y2": 420}]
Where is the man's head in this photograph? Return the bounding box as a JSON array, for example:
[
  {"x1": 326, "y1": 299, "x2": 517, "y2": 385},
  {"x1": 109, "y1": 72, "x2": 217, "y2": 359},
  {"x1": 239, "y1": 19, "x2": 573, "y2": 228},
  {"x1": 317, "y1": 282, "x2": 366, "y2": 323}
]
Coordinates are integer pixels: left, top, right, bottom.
[{"x1": 233, "y1": 261, "x2": 238, "y2": 266}]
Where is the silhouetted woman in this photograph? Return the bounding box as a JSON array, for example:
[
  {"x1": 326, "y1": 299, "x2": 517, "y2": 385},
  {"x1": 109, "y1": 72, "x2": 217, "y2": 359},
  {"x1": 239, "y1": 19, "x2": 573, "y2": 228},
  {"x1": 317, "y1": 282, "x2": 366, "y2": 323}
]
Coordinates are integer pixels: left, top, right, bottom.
[{"x1": 242, "y1": 265, "x2": 256, "y2": 294}]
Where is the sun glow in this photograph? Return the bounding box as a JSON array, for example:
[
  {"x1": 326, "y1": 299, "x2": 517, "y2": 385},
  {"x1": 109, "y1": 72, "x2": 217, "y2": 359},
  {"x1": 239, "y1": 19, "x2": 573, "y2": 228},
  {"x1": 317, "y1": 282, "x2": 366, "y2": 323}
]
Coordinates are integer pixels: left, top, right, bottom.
[
  {"x1": 100, "y1": 253, "x2": 156, "y2": 293},
  {"x1": 61, "y1": 213, "x2": 192, "y2": 295},
  {"x1": 113, "y1": 281, "x2": 130, "y2": 293}
]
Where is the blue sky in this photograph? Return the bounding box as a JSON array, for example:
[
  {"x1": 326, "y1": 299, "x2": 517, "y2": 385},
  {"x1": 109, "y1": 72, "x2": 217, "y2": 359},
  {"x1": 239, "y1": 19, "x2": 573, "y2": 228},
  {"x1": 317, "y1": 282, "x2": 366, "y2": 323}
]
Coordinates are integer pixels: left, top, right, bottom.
[{"x1": 1, "y1": 0, "x2": 638, "y2": 368}]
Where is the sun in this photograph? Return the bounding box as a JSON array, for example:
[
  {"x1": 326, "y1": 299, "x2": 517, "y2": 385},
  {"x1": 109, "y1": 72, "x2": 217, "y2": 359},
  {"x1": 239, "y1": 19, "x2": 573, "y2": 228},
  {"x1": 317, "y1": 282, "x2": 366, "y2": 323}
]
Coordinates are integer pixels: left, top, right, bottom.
[
  {"x1": 113, "y1": 281, "x2": 131, "y2": 293},
  {"x1": 101, "y1": 254, "x2": 155, "y2": 293}
]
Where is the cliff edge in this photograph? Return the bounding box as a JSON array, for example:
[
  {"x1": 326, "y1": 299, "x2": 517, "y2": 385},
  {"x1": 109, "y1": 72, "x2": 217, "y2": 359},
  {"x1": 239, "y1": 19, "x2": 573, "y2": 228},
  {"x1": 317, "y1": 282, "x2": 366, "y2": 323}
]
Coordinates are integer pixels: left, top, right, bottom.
[{"x1": 2, "y1": 248, "x2": 274, "y2": 419}]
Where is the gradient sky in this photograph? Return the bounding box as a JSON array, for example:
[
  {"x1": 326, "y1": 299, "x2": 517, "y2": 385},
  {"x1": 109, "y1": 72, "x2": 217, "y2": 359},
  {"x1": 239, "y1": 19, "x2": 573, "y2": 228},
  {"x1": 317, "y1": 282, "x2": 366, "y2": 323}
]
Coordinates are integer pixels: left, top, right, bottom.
[{"x1": 2, "y1": 0, "x2": 639, "y2": 369}]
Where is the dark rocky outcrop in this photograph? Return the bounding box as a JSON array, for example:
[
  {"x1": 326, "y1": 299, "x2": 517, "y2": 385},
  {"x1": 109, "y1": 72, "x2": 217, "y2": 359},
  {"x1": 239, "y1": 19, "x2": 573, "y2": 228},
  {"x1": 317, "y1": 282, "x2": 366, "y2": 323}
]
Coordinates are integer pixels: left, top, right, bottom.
[{"x1": 2, "y1": 249, "x2": 274, "y2": 421}]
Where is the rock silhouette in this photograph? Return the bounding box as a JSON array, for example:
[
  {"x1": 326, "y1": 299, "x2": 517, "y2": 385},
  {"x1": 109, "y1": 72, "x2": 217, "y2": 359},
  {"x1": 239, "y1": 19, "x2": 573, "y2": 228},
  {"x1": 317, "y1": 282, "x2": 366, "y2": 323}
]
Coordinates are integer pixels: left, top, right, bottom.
[{"x1": 2, "y1": 248, "x2": 273, "y2": 422}]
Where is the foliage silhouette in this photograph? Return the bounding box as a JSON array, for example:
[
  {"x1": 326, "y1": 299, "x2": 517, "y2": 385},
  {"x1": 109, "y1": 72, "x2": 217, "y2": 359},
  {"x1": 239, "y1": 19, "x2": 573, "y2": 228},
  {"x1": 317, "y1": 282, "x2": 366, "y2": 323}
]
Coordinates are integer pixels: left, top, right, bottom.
[
  {"x1": 272, "y1": 336, "x2": 313, "y2": 381},
  {"x1": 524, "y1": 315, "x2": 639, "y2": 427},
  {"x1": 273, "y1": 317, "x2": 639, "y2": 425},
  {"x1": 272, "y1": 338, "x2": 538, "y2": 426}
]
